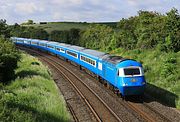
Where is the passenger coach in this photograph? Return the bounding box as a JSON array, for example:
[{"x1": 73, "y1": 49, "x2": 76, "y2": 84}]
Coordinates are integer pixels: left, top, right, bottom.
[{"x1": 11, "y1": 37, "x2": 146, "y2": 96}]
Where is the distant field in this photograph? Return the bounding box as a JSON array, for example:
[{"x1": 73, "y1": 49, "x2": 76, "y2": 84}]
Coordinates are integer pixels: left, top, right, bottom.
[{"x1": 24, "y1": 22, "x2": 117, "y2": 33}]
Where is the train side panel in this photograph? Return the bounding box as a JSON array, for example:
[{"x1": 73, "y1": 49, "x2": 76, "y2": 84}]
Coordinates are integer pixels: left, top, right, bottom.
[
  {"x1": 79, "y1": 53, "x2": 99, "y2": 74},
  {"x1": 30, "y1": 40, "x2": 40, "y2": 49},
  {"x1": 46, "y1": 43, "x2": 57, "y2": 54},
  {"x1": 38, "y1": 41, "x2": 48, "y2": 51},
  {"x1": 103, "y1": 61, "x2": 117, "y2": 86},
  {"x1": 65, "y1": 49, "x2": 80, "y2": 64},
  {"x1": 55, "y1": 45, "x2": 67, "y2": 58}
]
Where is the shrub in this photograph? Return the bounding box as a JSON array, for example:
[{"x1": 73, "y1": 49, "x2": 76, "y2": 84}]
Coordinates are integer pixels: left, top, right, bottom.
[{"x1": 0, "y1": 37, "x2": 20, "y2": 83}]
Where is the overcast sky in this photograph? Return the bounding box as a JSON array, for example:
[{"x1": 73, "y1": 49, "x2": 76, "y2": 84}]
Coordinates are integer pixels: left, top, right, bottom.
[{"x1": 0, "y1": 0, "x2": 179, "y2": 24}]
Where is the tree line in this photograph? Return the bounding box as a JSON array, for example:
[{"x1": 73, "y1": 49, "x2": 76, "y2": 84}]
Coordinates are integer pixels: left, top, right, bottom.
[
  {"x1": 79, "y1": 8, "x2": 179, "y2": 52},
  {"x1": 7, "y1": 8, "x2": 179, "y2": 52}
]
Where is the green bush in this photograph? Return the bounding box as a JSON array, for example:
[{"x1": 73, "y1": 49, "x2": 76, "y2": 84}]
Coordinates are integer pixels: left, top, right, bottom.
[
  {"x1": 160, "y1": 54, "x2": 177, "y2": 78},
  {"x1": 0, "y1": 37, "x2": 20, "y2": 83}
]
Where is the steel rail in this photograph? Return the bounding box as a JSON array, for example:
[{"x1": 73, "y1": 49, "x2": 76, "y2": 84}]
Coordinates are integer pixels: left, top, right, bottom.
[{"x1": 39, "y1": 51, "x2": 122, "y2": 122}]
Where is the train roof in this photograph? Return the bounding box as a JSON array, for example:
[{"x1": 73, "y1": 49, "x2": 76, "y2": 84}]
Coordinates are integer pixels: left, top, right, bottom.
[
  {"x1": 57, "y1": 43, "x2": 71, "y2": 47},
  {"x1": 81, "y1": 49, "x2": 107, "y2": 58},
  {"x1": 47, "y1": 41, "x2": 59, "y2": 44},
  {"x1": 47, "y1": 42, "x2": 71, "y2": 48},
  {"x1": 80, "y1": 49, "x2": 128, "y2": 64},
  {"x1": 12, "y1": 37, "x2": 130, "y2": 64},
  {"x1": 39, "y1": 40, "x2": 49, "y2": 43},
  {"x1": 103, "y1": 55, "x2": 128, "y2": 64},
  {"x1": 69, "y1": 45, "x2": 85, "y2": 51},
  {"x1": 31, "y1": 39, "x2": 40, "y2": 42}
]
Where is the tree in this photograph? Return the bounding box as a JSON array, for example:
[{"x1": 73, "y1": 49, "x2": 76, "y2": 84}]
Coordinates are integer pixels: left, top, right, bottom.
[
  {"x1": 165, "y1": 8, "x2": 180, "y2": 52},
  {"x1": 116, "y1": 17, "x2": 137, "y2": 49},
  {"x1": 80, "y1": 24, "x2": 114, "y2": 51},
  {"x1": 49, "y1": 30, "x2": 63, "y2": 42},
  {"x1": 0, "y1": 19, "x2": 10, "y2": 38},
  {"x1": 135, "y1": 11, "x2": 163, "y2": 49},
  {"x1": 27, "y1": 20, "x2": 34, "y2": 25},
  {"x1": 29, "y1": 28, "x2": 49, "y2": 40},
  {"x1": 68, "y1": 28, "x2": 80, "y2": 45},
  {"x1": 10, "y1": 25, "x2": 49, "y2": 40}
]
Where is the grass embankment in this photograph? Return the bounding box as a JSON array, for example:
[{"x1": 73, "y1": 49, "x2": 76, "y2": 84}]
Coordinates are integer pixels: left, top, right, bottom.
[
  {"x1": 110, "y1": 48, "x2": 180, "y2": 108},
  {"x1": 0, "y1": 53, "x2": 70, "y2": 122}
]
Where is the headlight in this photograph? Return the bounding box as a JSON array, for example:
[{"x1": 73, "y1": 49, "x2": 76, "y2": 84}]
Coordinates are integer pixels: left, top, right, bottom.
[{"x1": 123, "y1": 83, "x2": 128, "y2": 86}]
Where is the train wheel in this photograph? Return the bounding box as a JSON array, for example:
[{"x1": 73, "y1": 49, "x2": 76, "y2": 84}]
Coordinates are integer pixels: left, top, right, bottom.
[{"x1": 104, "y1": 82, "x2": 109, "y2": 89}]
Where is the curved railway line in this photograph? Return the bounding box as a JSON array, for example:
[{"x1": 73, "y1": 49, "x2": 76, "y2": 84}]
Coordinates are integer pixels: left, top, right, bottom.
[
  {"x1": 17, "y1": 46, "x2": 176, "y2": 122},
  {"x1": 20, "y1": 46, "x2": 122, "y2": 122}
]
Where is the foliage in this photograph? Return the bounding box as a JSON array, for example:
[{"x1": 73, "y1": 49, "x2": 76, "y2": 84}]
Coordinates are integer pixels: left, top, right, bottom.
[
  {"x1": 0, "y1": 53, "x2": 70, "y2": 122},
  {"x1": 49, "y1": 28, "x2": 80, "y2": 44},
  {"x1": 160, "y1": 53, "x2": 177, "y2": 78},
  {"x1": 116, "y1": 17, "x2": 137, "y2": 49},
  {"x1": 80, "y1": 24, "x2": 114, "y2": 51},
  {"x1": 68, "y1": 28, "x2": 81, "y2": 45},
  {"x1": 0, "y1": 37, "x2": 20, "y2": 83},
  {"x1": 21, "y1": 20, "x2": 35, "y2": 25},
  {"x1": 10, "y1": 25, "x2": 49, "y2": 40},
  {"x1": 49, "y1": 30, "x2": 64, "y2": 42},
  {"x1": 0, "y1": 19, "x2": 10, "y2": 38},
  {"x1": 77, "y1": 8, "x2": 179, "y2": 52},
  {"x1": 115, "y1": 8, "x2": 179, "y2": 51},
  {"x1": 28, "y1": 27, "x2": 49, "y2": 40},
  {"x1": 165, "y1": 8, "x2": 180, "y2": 52}
]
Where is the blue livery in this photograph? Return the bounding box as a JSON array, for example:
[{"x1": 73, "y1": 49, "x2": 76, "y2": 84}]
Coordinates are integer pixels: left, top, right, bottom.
[{"x1": 11, "y1": 37, "x2": 146, "y2": 96}]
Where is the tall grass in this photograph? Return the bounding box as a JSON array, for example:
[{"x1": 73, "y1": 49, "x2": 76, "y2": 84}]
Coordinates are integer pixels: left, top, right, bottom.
[{"x1": 0, "y1": 53, "x2": 70, "y2": 122}]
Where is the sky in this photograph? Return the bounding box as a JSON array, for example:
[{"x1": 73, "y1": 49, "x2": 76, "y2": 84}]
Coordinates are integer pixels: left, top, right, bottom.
[{"x1": 0, "y1": 0, "x2": 180, "y2": 24}]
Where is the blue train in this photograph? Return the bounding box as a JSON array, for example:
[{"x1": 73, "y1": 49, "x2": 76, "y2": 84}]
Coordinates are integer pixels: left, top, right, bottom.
[{"x1": 11, "y1": 37, "x2": 146, "y2": 96}]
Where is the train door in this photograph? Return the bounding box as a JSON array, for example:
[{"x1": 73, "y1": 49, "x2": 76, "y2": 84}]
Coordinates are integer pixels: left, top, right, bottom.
[{"x1": 97, "y1": 60, "x2": 102, "y2": 76}]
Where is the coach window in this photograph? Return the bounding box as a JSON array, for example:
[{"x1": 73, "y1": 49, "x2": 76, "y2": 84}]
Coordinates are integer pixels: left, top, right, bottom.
[
  {"x1": 48, "y1": 45, "x2": 54, "y2": 49},
  {"x1": 32, "y1": 42, "x2": 38, "y2": 45},
  {"x1": 56, "y1": 48, "x2": 61, "y2": 51},
  {"x1": 40, "y1": 43, "x2": 45, "y2": 46},
  {"x1": 80, "y1": 55, "x2": 96, "y2": 67},
  {"x1": 17, "y1": 40, "x2": 23, "y2": 43},
  {"x1": 61, "y1": 48, "x2": 65, "y2": 52},
  {"x1": 56, "y1": 48, "x2": 65, "y2": 53},
  {"x1": 66, "y1": 50, "x2": 78, "y2": 58},
  {"x1": 93, "y1": 61, "x2": 95, "y2": 66}
]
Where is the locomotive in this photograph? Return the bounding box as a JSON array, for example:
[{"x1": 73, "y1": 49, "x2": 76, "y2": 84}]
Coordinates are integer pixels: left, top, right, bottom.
[{"x1": 11, "y1": 37, "x2": 146, "y2": 96}]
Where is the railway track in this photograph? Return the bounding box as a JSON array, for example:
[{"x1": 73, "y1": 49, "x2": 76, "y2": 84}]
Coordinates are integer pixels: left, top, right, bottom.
[
  {"x1": 19, "y1": 46, "x2": 122, "y2": 122},
  {"x1": 142, "y1": 102, "x2": 172, "y2": 122},
  {"x1": 17, "y1": 46, "x2": 174, "y2": 122},
  {"x1": 127, "y1": 101, "x2": 172, "y2": 122}
]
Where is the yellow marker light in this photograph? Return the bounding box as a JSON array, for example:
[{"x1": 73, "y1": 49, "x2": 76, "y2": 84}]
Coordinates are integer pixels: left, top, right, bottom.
[{"x1": 131, "y1": 78, "x2": 136, "y2": 82}]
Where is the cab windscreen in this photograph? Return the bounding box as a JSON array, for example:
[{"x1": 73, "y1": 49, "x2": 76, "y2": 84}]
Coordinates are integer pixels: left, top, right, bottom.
[{"x1": 124, "y1": 68, "x2": 140, "y2": 76}]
